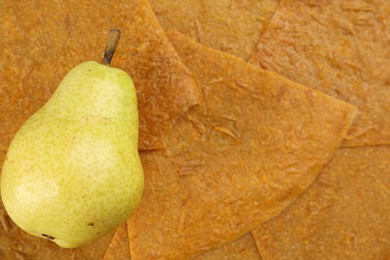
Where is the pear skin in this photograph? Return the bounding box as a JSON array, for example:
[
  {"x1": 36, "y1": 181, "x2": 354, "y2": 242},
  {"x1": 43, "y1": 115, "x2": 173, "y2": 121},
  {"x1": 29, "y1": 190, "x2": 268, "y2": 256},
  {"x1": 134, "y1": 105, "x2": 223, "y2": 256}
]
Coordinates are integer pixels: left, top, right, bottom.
[{"x1": 1, "y1": 61, "x2": 144, "y2": 248}]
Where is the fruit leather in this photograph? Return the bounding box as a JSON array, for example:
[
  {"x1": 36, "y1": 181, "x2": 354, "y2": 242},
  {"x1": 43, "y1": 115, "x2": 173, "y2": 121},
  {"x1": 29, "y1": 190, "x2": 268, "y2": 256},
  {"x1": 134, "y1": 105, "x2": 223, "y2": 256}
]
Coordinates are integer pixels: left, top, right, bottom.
[
  {"x1": 0, "y1": 0, "x2": 200, "y2": 151},
  {"x1": 251, "y1": 146, "x2": 390, "y2": 259},
  {"x1": 0, "y1": 222, "x2": 113, "y2": 259},
  {"x1": 195, "y1": 233, "x2": 261, "y2": 259},
  {"x1": 103, "y1": 223, "x2": 130, "y2": 260},
  {"x1": 250, "y1": 0, "x2": 390, "y2": 147},
  {"x1": 150, "y1": 0, "x2": 279, "y2": 60},
  {"x1": 126, "y1": 31, "x2": 357, "y2": 259},
  {"x1": 105, "y1": 227, "x2": 261, "y2": 259}
]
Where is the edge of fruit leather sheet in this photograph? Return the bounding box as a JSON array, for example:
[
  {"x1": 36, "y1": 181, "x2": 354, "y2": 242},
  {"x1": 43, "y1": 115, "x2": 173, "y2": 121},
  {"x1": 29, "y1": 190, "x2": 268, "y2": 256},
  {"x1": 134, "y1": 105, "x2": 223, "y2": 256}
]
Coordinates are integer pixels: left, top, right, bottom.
[
  {"x1": 125, "y1": 31, "x2": 357, "y2": 259},
  {"x1": 249, "y1": 0, "x2": 390, "y2": 147},
  {"x1": 251, "y1": 146, "x2": 390, "y2": 259},
  {"x1": 149, "y1": 0, "x2": 281, "y2": 60},
  {"x1": 188, "y1": 146, "x2": 390, "y2": 259},
  {"x1": 103, "y1": 223, "x2": 131, "y2": 260},
  {"x1": 0, "y1": 0, "x2": 201, "y2": 152}
]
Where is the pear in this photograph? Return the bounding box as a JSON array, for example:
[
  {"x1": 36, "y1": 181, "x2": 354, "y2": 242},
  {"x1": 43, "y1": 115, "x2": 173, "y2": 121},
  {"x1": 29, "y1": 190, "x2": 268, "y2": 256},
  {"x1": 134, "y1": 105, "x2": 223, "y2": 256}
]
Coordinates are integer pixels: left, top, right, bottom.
[{"x1": 0, "y1": 29, "x2": 144, "y2": 248}]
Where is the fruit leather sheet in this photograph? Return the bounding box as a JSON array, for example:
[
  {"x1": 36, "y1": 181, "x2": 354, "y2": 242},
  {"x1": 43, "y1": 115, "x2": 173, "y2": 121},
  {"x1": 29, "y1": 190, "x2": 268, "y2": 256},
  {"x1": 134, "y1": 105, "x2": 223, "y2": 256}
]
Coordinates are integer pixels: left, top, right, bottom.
[
  {"x1": 195, "y1": 233, "x2": 261, "y2": 259},
  {"x1": 126, "y1": 31, "x2": 357, "y2": 259},
  {"x1": 103, "y1": 223, "x2": 130, "y2": 260},
  {"x1": 252, "y1": 146, "x2": 390, "y2": 259},
  {"x1": 0, "y1": 222, "x2": 113, "y2": 259},
  {"x1": 0, "y1": 0, "x2": 200, "y2": 152},
  {"x1": 150, "y1": 0, "x2": 280, "y2": 60},
  {"x1": 106, "y1": 220, "x2": 261, "y2": 259},
  {"x1": 250, "y1": 0, "x2": 390, "y2": 147}
]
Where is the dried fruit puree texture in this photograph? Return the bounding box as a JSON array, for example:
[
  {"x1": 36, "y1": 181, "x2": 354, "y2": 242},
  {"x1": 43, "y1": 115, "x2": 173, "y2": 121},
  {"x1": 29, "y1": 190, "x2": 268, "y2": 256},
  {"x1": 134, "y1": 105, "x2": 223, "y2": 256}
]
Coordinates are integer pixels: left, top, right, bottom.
[
  {"x1": 195, "y1": 233, "x2": 261, "y2": 259},
  {"x1": 127, "y1": 31, "x2": 357, "y2": 259},
  {"x1": 150, "y1": 0, "x2": 280, "y2": 60},
  {"x1": 0, "y1": 0, "x2": 200, "y2": 151},
  {"x1": 104, "y1": 228, "x2": 261, "y2": 259},
  {"x1": 103, "y1": 223, "x2": 130, "y2": 260},
  {"x1": 250, "y1": 0, "x2": 390, "y2": 147},
  {"x1": 122, "y1": 0, "x2": 200, "y2": 149},
  {"x1": 0, "y1": 223, "x2": 113, "y2": 259},
  {"x1": 252, "y1": 146, "x2": 390, "y2": 259}
]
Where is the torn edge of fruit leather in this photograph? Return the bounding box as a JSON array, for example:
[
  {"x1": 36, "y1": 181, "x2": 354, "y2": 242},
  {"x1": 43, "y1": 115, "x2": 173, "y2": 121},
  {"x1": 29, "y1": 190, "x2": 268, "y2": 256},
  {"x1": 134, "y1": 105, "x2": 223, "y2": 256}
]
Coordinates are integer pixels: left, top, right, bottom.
[
  {"x1": 103, "y1": 223, "x2": 131, "y2": 260},
  {"x1": 251, "y1": 146, "x2": 390, "y2": 259},
  {"x1": 126, "y1": 30, "x2": 358, "y2": 259},
  {"x1": 150, "y1": 0, "x2": 280, "y2": 60},
  {"x1": 249, "y1": 0, "x2": 390, "y2": 147},
  {"x1": 0, "y1": 0, "x2": 200, "y2": 151}
]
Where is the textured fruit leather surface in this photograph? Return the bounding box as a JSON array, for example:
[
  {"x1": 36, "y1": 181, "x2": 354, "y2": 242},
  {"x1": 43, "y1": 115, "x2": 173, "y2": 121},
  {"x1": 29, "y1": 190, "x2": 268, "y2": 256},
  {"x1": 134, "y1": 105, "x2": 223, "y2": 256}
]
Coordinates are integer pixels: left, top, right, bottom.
[
  {"x1": 126, "y1": 30, "x2": 355, "y2": 259},
  {"x1": 1, "y1": 0, "x2": 389, "y2": 259},
  {"x1": 250, "y1": 0, "x2": 390, "y2": 147}
]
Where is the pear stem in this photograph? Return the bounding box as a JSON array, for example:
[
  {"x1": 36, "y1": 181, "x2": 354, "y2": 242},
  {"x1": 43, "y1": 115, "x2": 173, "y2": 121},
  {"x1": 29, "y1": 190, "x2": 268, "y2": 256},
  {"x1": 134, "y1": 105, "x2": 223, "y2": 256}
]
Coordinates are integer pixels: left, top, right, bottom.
[{"x1": 101, "y1": 29, "x2": 121, "y2": 66}]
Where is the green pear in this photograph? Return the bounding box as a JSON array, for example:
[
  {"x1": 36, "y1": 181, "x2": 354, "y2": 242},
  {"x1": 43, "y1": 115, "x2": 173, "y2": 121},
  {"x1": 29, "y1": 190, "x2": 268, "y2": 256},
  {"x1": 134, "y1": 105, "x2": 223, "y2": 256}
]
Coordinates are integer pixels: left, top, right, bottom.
[{"x1": 0, "y1": 29, "x2": 143, "y2": 248}]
